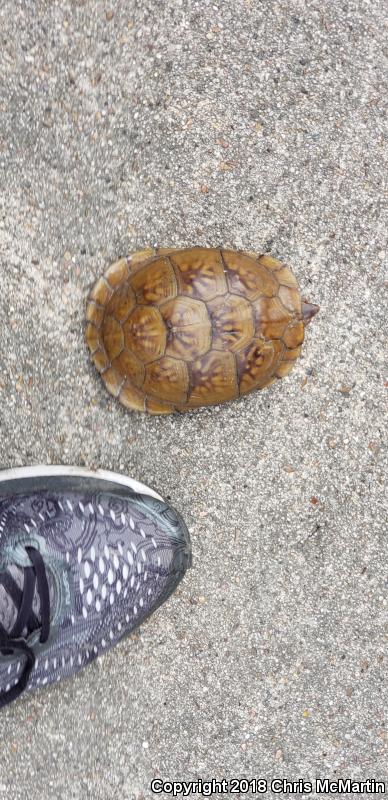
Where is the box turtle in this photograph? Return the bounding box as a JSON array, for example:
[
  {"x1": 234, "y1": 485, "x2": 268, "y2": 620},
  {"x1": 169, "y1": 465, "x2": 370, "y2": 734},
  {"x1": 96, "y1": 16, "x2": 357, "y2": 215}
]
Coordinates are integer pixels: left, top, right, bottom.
[{"x1": 86, "y1": 247, "x2": 318, "y2": 414}]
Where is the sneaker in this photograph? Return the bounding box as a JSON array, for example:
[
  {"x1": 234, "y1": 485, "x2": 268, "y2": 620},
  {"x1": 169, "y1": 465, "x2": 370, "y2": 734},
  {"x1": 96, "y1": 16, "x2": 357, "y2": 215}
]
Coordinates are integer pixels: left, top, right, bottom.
[{"x1": 0, "y1": 466, "x2": 191, "y2": 709}]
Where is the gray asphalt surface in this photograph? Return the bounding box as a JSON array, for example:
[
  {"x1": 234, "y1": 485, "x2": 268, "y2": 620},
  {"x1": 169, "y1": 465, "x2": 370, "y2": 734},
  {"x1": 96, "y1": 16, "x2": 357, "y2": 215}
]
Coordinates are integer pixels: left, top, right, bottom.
[{"x1": 0, "y1": 1, "x2": 387, "y2": 798}]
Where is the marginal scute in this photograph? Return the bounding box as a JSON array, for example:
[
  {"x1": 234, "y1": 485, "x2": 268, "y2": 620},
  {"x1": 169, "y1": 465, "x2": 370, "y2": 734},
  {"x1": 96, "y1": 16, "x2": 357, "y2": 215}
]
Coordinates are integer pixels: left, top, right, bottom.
[
  {"x1": 85, "y1": 323, "x2": 100, "y2": 354},
  {"x1": 90, "y1": 277, "x2": 113, "y2": 306},
  {"x1": 170, "y1": 247, "x2": 228, "y2": 300},
  {"x1": 154, "y1": 248, "x2": 178, "y2": 257},
  {"x1": 106, "y1": 283, "x2": 136, "y2": 323},
  {"x1": 130, "y1": 257, "x2": 178, "y2": 305},
  {"x1": 222, "y1": 250, "x2": 278, "y2": 299},
  {"x1": 105, "y1": 258, "x2": 130, "y2": 288},
  {"x1": 258, "y1": 254, "x2": 283, "y2": 272},
  {"x1": 188, "y1": 350, "x2": 238, "y2": 407},
  {"x1": 276, "y1": 265, "x2": 299, "y2": 288},
  {"x1": 282, "y1": 320, "x2": 304, "y2": 349},
  {"x1": 237, "y1": 339, "x2": 284, "y2": 395},
  {"x1": 100, "y1": 367, "x2": 124, "y2": 397},
  {"x1": 91, "y1": 349, "x2": 110, "y2": 373},
  {"x1": 127, "y1": 248, "x2": 156, "y2": 269},
  {"x1": 270, "y1": 339, "x2": 284, "y2": 361},
  {"x1": 86, "y1": 302, "x2": 105, "y2": 328},
  {"x1": 283, "y1": 346, "x2": 302, "y2": 361},
  {"x1": 101, "y1": 316, "x2": 124, "y2": 361},
  {"x1": 146, "y1": 397, "x2": 175, "y2": 414},
  {"x1": 144, "y1": 357, "x2": 189, "y2": 405},
  {"x1": 112, "y1": 349, "x2": 145, "y2": 388},
  {"x1": 119, "y1": 380, "x2": 146, "y2": 412},
  {"x1": 123, "y1": 306, "x2": 166, "y2": 364},
  {"x1": 160, "y1": 296, "x2": 212, "y2": 361},
  {"x1": 253, "y1": 296, "x2": 292, "y2": 340},
  {"x1": 275, "y1": 360, "x2": 297, "y2": 378},
  {"x1": 278, "y1": 284, "x2": 301, "y2": 314}
]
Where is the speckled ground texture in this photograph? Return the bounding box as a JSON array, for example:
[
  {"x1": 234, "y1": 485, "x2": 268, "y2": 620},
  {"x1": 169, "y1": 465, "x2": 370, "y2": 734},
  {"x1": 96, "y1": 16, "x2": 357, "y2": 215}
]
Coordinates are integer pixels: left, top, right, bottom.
[{"x1": 0, "y1": 0, "x2": 387, "y2": 798}]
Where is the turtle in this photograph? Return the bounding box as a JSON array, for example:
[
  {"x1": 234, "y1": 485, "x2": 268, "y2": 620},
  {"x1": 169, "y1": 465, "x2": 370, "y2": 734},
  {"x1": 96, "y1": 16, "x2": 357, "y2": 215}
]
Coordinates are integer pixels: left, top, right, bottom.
[{"x1": 85, "y1": 247, "x2": 319, "y2": 414}]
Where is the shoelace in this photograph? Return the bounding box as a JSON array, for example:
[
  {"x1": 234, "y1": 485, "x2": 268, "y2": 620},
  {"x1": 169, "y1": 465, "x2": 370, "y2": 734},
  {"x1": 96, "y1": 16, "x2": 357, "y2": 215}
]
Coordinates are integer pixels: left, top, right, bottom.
[{"x1": 0, "y1": 547, "x2": 50, "y2": 709}]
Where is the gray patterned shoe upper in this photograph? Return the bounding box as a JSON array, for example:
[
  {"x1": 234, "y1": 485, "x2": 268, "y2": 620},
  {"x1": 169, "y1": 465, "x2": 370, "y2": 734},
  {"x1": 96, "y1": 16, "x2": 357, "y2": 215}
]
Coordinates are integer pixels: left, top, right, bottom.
[{"x1": 0, "y1": 471, "x2": 191, "y2": 709}]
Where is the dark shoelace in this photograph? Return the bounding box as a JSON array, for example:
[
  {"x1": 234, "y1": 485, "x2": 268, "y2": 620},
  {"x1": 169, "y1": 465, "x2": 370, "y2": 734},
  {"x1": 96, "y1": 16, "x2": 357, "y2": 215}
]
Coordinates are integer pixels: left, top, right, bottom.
[{"x1": 0, "y1": 547, "x2": 50, "y2": 709}]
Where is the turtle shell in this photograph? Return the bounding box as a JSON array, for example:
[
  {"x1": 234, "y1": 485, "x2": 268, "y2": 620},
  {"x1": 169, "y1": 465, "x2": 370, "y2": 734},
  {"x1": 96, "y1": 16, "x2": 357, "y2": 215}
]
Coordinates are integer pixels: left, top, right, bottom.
[{"x1": 86, "y1": 247, "x2": 318, "y2": 414}]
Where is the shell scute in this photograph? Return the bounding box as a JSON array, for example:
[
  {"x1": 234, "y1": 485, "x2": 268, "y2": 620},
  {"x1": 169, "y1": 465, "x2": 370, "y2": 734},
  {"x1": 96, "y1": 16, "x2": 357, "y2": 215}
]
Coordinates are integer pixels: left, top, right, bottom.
[
  {"x1": 86, "y1": 302, "x2": 105, "y2": 328},
  {"x1": 105, "y1": 258, "x2": 130, "y2": 288},
  {"x1": 188, "y1": 350, "x2": 238, "y2": 407},
  {"x1": 275, "y1": 360, "x2": 297, "y2": 378},
  {"x1": 129, "y1": 257, "x2": 178, "y2": 306},
  {"x1": 146, "y1": 397, "x2": 175, "y2": 414},
  {"x1": 85, "y1": 323, "x2": 100, "y2": 354},
  {"x1": 92, "y1": 349, "x2": 110, "y2": 373},
  {"x1": 278, "y1": 284, "x2": 301, "y2": 314},
  {"x1": 100, "y1": 367, "x2": 123, "y2": 398},
  {"x1": 276, "y1": 264, "x2": 299, "y2": 288},
  {"x1": 105, "y1": 283, "x2": 136, "y2": 323},
  {"x1": 222, "y1": 250, "x2": 278, "y2": 300},
  {"x1": 208, "y1": 293, "x2": 255, "y2": 352},
  {"x1": 237, "y1": 339, "x2": 284, "y2": 395},
  {"x1": 127, "y1": 248, "x2": 156, "y2": 269},
  {"x1": 160, "y1": 296, "x2": 212, "y2": 361},
  {"x1": 283, "y1": 346, "x2": 302, "y2": 361},
  {"x1": 101, "y1": 316, "x2": 124, "y2": 361},
  {"x1": 119, "y1": 380, "x2": 146, "y2": 412},
  {"x1": 257, "y1": 254, "x2": 283, "y2": 272},
  {"x1": 112, "y1": 349, "x2": 145, "y2": 388},
  {"x1": 144, "y1": 357, "x2": 189, "y2": 405},
  {"x1": 282, "y1": 320, "x2": 304, "y2": 349},
  {"x1": 90, "y1": 277, "x2": 113, "y2": 306},
  {"x1": 170, "y1": 247, "x2": 228, "y2": 301},
  {"x1": 123, "y1": 306, "x2": 166, "y2": 363},
  {"x1": 253, "y1": 296, "x2": 292, "y2": 340}
]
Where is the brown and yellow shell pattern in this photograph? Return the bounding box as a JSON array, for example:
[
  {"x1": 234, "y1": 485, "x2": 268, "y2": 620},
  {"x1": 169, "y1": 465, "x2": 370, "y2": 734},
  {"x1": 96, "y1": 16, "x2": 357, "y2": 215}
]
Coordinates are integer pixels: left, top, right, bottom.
[{"x1": 86, "y1": 247, "x2": 318, "y2": 414}]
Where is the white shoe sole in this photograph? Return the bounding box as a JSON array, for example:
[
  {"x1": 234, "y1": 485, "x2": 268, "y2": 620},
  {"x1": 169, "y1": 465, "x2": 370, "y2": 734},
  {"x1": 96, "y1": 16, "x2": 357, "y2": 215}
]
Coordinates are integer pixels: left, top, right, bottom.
[{"x1": 0, "y1": 465, "x2": 163, "y2": 501}]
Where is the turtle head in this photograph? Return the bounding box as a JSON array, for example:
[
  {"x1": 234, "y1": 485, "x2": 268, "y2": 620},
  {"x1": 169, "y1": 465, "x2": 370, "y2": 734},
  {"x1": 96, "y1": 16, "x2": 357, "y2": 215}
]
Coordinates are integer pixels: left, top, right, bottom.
[{"x1": 301, "y1": 300, "x2": 319, "y2": 326}]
